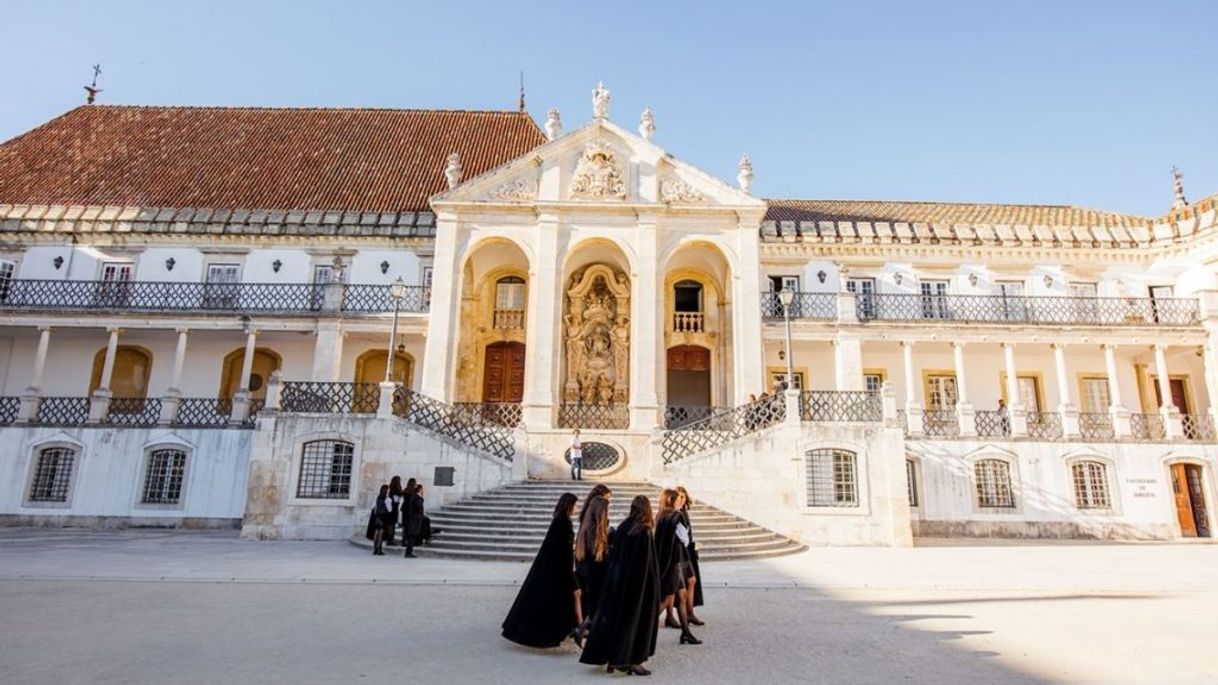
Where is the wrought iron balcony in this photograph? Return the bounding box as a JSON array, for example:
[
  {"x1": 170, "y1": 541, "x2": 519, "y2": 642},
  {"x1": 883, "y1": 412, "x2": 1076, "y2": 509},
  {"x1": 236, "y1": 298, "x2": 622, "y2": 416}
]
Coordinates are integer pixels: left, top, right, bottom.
[
  {"x1": 0, "y1": 279, "x2": 430, "y2": 315},
  {"x1": 0, "y1": 396, "x2": 19, "y2": 425},
  {"x1": 492, "y1": 309, "x2": 525, "y2": 330},
  {"x1": 280, "y1": 382, "x2": 380, "y2": 414},
  {"x1": 799, "y1": 391, "x2": 882, "y2": 422},
  {"x1": 672, "y1": 311, "x2": 705, "y2": 333},
  {"x1": 857, "y1": 293, "x2": 1198, "y2": 326},
  {"x1": 760, "y1": 292, "x2": 836, "y2": 320}
]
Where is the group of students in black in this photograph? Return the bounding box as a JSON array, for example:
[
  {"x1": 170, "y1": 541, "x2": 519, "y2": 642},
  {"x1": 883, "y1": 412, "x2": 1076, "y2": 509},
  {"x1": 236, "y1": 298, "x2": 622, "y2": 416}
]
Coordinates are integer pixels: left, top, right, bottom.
[
  {"x1": 365, "y1": 475, "x2": 441, "y2": 557},
  {"x1": 501, "y1": 484, "x2": 703, "y2": 676}
]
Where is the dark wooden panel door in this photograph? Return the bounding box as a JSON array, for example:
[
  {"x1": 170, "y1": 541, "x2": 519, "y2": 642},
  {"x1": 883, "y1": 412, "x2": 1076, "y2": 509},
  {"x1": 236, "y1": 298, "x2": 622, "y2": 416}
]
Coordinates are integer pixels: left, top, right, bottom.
[
  {"x1": 1186, "y1": 465, "x2": 1210, "y2": 538},
  {"x1": 667, "y1": 345, "x2": 710, "y2": 371},
  {"x1": 483, "y1": 342, "x2": 525, "y2": 403},
  {"x1": 1153, "y1": 379, "x2": 1191, "y2": 414},
  {"x1": 1172, "y1": 463, "x2": 1197, "y2": 537}
]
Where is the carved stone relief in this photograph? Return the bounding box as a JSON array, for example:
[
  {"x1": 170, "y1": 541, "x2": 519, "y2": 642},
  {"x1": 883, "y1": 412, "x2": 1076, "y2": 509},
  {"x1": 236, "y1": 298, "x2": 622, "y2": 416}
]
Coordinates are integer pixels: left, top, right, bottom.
[
  {"x1": 568, "y1": 144, "x2": 627, "y2": 201},
  {"x1": 489, "y1": 177, "x2": 539, "y2": 201},
  {"x1": 563, "y1": 265, "x2": 630, "y2": 404},
  {"x1": 660, "y1": 176, "x2": 704, "y2": 203}
]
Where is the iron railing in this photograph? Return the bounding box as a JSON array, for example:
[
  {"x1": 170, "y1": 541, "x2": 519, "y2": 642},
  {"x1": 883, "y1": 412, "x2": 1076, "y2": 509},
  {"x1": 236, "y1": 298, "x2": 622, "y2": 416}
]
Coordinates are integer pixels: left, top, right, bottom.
[
  {"x1": 392, "y1": 387, "x2": 514, "y2": 461},
  {"x1": 492, "y1": 309, "x2": 525, "y2": 330},
  {"x1": 664, "y1": 405, "x2": 729, "y2": 429},
  {"x1": 1079, "y1": 412, "x2": 1115, "y2": 441},
  {"x1": 280, "y1": 382, "x2": 380, "y2": 414},
  {"x1": 921, "y1": 409, "x2": 960, "y2": 438},
  {"x1": 1026, "y1": 411, "x2": 1064, "y2": 440},
  {"x1": 1182, "y1": 413, "x2": 1216, "y2": 442},
  {"x1": 1130, "y1": 412, "x2": 1166, "y2": 441},
  {"x1": 974, "y1": 410, "x2": 1009, "y2": 438},
  {"x1": 557, "y1": 403, "x2": 630, "y2": 430},
  {"x1": 661, "y1": 395, "x2": 786, "y2": 465},
  {"x1": 760, "y1": 292, "x2": 836, "y2": 320},
  {"x1": 341, "y1": 284, "x2": 430, "y2": 313},
  {"x1": 0, "y1": 396, "x2": 19, "y2": 424},
  {"x1": 103, "y1": 397, "x2": 161, "y2": 427},
  {"x1": 34, "y1": 396, "x2": 90, "y2": 426},
  {"x1": 244, "y1": 399, "x2": 265, "y2": 427},
  {"x1": 451, "y1": 402, "x2": 522, "y2": 428},
  {"x1": 173, "y1": 398, "x2": 234, "y2": 427},
  {"x1": 799, "y1": 391, "x2": 882, "y2": 422},
  {"x1": 856, "y1": 293, "x2": 1198, "y2": 326},
  {"x1": 672, "y1": 312, "x2": 705, "y2": 333},
  {"x1": 0, "y1": 279, "x2": 432, "y2": 315}
]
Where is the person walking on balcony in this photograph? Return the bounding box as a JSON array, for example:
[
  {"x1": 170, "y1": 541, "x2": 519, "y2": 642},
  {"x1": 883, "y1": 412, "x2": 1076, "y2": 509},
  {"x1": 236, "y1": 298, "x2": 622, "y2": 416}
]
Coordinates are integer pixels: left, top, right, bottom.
[
  {"x1": 997, "y1": 398, "x2": 1010, "y2": 436},
  {"x1": 570, "y1": 429, "x2": 584, "y2": 481},
  {"x1": 502, "y1": 492, "x2": 582, "y2": 649}
]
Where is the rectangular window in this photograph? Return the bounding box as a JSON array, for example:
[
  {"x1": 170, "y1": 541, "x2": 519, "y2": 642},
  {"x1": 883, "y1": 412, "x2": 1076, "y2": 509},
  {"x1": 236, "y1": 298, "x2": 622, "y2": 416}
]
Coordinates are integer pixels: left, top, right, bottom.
[
  {"x1": 495, "y1": 278, "x2": 527, "y2": 310},
  {"x1": 1067, "y1": 282, "x2": 1100, "y2": 323},
  {"x1": 768, "y1": 275, "x2": 800, "y2": 293},
  {"x1": 1072, "y1": 461, "x2": 1111, "y2": 509},
  {"x1": 422, "y1": 267, "x2": 434, "y2": 289},
  {"x1": 806, "y1": 449, "x2": 859, "y2": 507},
  {"x1": 925, "y1": 374, "x2": 958, "y2": 408},
  {"x1": 203, "y1": 263, "x2": 241, "y2": 309},
  {"x1": 863, "y1": 373, "x2": 884, "y2": 394},
  {"x1": 905, "y1": 459, "x2": 919, "y2": 508},
  {"x1": 996, "y1": 281, "x2": 1028, "y2": 321},
  {"x1": 29, "y1": 447, "x2": 75, "y2": 502},
  {"x1": 96, "y1": 262, "x2": 134, "y2": 307},
  {"x1": 848, "y1": 278, "x2": 877, "y2": 319},
  {"x1": 0, "y1": 259, "x2": 14, "y2": 302},
  {"x1": 975, "y1": 459, "x2": 1015, "y2": 508},
  {"x1": 770, "y1": 370, "x2": 804, "y2": 391},
  {"x1": 296, "y1": 440, "x2": 354, "y2": 499},
  {"x1": 920, "y1": 280, "x2": 950, "y2": 319},
  {"x1": 312, "y1": 264, "x2": 334, "y2": 285},
  {"x1": 142, "y1": 449, "x2": 187, "y2": 505},
  {"x1": 1080, "y1": 377, "x2": 1111, "y2": 413}
]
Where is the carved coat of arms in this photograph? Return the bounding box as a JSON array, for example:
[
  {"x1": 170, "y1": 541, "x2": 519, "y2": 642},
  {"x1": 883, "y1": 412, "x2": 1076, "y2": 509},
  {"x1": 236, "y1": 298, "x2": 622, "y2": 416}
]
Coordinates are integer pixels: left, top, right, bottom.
[{"x1": 568, "y1": 144, "x2": 626, "y2": 200}]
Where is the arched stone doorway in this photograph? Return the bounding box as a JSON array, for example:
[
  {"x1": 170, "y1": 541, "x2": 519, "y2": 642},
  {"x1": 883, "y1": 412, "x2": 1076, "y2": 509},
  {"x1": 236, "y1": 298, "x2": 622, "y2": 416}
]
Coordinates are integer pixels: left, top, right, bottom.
[
  {"x1": 667, "y1": 344, "x2": 711, "y2": 407},
  {"x1": 663, "y1": 240, "x2": 734, "y2": 407},
  {"x1": 90, "y1": 345, "x2": 152, "y2": 397},
  {"x1": 453, "y1": 239, "x2": 530, "y2": 403},
  {"x1": 354, "y1": 349, "x2": 414, "y2": 387},
  {"x1": 220, "y1": 348, "x2": 282, "y2": 400}
]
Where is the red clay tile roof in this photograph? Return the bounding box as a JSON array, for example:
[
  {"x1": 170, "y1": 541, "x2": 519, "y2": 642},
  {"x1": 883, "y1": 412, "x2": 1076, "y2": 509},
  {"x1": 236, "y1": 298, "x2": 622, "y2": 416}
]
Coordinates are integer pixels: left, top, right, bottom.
[
  {"x1": 0, "y1": 105, "x2": 545, "y2": 213},
  {"x1": 765, "y1": 198, "x2": 1152, "y2": 228}
]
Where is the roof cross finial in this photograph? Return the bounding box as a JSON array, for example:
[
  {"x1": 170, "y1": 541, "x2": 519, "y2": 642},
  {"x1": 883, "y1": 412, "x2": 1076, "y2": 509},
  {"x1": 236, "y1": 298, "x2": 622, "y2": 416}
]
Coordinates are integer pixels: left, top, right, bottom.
[
  {"x1": 1171, "y1": 165, "x2": 1189, "y2": 212},
  {"x1": 83, "y1": 63, "x2": 102, "y2": 105}
]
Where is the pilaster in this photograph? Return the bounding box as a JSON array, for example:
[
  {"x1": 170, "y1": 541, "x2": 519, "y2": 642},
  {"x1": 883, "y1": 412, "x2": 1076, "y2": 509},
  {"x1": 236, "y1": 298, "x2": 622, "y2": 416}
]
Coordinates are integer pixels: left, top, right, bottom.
[
  {"x1": 732, "y1": 218, "x2": 765, "y2": 403},
  {"x1": 629, "y1": 212, "x2": 661, "y2": 430},
  {"x1": 522, "y1": 211, "x2": 561, "y2": 429},
  {"x1": 421, "y1": 213, "x2": 463, "y2": 401}
]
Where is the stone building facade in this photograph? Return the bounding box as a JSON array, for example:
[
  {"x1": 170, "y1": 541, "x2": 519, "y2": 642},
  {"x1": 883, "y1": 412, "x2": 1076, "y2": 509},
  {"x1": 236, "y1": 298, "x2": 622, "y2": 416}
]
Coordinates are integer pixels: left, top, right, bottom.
[{"x1": 0, "y1": 85, "x2": 1215, "y2": 545}]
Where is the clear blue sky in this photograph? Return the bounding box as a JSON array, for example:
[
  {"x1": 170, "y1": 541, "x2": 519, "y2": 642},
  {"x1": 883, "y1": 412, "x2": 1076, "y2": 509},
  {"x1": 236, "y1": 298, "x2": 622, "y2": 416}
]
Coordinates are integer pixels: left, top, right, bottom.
[{"x1": 2, "y1": 0, "x2": 1214, "y2": 216}]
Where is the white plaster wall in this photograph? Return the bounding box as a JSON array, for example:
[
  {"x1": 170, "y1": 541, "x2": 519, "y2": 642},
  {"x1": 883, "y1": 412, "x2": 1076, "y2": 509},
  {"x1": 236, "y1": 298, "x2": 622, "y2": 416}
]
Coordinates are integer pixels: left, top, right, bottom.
[
  {"x1": 0, "y1": 426, "x2": 251, "y2": 524},
  {"x1": 135, "y1": 247, "x2": 205, "y2": 282}
]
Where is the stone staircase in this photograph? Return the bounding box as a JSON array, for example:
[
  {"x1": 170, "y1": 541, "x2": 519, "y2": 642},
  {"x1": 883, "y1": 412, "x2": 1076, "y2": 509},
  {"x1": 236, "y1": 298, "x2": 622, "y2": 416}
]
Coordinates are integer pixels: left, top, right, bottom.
[{"x1": 352, "y1": 480, "x2": 805, "y2": 561}]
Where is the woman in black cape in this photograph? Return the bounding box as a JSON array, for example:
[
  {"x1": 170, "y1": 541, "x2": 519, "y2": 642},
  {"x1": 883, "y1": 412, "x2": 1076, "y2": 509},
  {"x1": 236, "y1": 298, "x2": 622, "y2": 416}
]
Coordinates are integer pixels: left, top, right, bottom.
[
  {"x1": 579, "y1": 495, "x2": 660, "y2": 676},
  {"x1": 677, "y1": 486, "x2": 704, "y2": 621},
  {"x1": 575, "y1": 495, "x2": 614, "y2": 636},
  {"x1": 656, "y1": 489, "x2": 700, "y2": 644},
  {"x1": 366, "y1": 484, "x2": 392, "y2": 555},
  {"x1": 502, "y1": 492, "x2": 583, "y2": 649}
]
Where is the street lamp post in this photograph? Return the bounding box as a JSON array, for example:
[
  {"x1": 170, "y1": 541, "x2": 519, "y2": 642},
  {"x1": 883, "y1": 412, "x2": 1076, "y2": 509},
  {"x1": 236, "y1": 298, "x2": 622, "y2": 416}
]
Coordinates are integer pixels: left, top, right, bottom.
[
  {"x1": 385, "y1": 277, "x2": 407, "y2": 384},
  {"x1": 779, "y1": 287, "x2": 795, "y2": 388}
]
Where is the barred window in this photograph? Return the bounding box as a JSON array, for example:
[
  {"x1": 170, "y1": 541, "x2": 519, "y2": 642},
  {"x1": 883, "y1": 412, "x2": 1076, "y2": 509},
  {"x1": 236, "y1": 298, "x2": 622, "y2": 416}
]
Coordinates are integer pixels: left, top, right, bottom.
[
  {"x1": 806, "y1": 449, "x2": 858, "y2": 507},
  {"x1": 974, "y1": 459, "x2": 1015, "y2": 508},
  {"x1": 906, "y1": 459, "x2": 919, "y2": 508},
  {"x1": 1072, "y1": 461, "x2": 1111, "y2": 509},
  {"x1": 143, "y1": 449, "x2": 187, "y2": 505},
  {"x1": 29, "y1": 447, "x2": 76, "y2": 502},
  {"x1": 297, "y1": 440, "x2": 354, "y2": 499}
]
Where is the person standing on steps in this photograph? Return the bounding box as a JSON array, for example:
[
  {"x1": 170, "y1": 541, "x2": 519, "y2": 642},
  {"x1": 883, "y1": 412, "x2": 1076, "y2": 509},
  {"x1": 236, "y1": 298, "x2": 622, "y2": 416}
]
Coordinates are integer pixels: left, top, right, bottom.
[
  {"x1": 403, "y1": 483, "x2": 440, "y2": 558},
  {"x1": 399, "y1": 477, "x2": 417, "y2": 545},
  {"x1": 386, "y1": 476, "x2": 404, "y2": 546},
  {"x1": 570, "y1": 429, "x2": 583, "y2": 481},
  {"x1": 501, "y1": 493, "x2": 583, "y2": 649}
]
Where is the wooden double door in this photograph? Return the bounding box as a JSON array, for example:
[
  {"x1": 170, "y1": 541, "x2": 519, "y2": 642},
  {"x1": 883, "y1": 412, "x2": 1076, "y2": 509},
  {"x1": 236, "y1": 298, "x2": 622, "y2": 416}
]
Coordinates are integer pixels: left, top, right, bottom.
[
  {"x1": 483, "y1": 342, "x2": 525, "y2": 403},
  {"x1": 666, "y1": 345, "x2": 711, "y2": 407},
  {"x1": 1171, "y1": 463, "x2": 1211, "y2": 538}
]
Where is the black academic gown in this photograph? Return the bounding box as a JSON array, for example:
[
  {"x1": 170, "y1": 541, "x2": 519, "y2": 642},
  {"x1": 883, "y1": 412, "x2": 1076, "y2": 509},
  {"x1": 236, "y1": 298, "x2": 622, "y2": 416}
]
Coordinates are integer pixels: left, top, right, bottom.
[
  {"x1": 578, "y1": 518, "x2": 659, "y2": 667},
  {"x1": 575, "y1": 527, "x2": 615, "y2": 620},
  {"x1": 501, "y1": 515, "x2": 578, "y2": 648},
  {"x1": 680, "y1": 509, "x2": 704, "y2": 607},
  {"x1": 654, "y1": 511, "x2": 686, "y2": 597},
  {"x1": 403, "y1": 494, "x2": 431, "y2": 546}
]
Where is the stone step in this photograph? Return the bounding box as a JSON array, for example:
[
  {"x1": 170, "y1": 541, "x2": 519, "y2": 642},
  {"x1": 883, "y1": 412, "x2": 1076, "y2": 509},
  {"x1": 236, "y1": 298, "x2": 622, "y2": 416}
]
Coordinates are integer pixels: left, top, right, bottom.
[
  {"x1": 350, "y1": 539, "x2": 806, "y2": 562},
  {"x1": 432, "y1": 527, "x2": 780, "y2": 544},
  {"x1": 427, "y1": 516, "x2": 762, "y2": 534},
  {"x1": 423, "y1": 536, "x2": 799, "y2": 555},
  {"x1": 430, "y1": 508, "x2": 741, "y2": 523},
  {"x1": 426, "y1": 521, "x2": 774, "y2": 538}
]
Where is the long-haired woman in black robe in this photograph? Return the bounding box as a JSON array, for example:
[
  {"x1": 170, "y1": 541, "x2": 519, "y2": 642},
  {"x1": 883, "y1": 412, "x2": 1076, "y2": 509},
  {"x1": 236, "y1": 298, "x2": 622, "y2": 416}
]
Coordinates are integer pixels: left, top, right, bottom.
[
  {"x1": 656, "y1": 488, "x2": 700, "y2": 644},
  {"x1": 367, "y1": 484, "x2": 392, "y2": 555},
  {"x1": 676, "y1": 486, "x2": 704, "y2": 624},
  {"x1": 575, "y1": 495, "x2": 614, "y2": 638},
  {"x1": 502, "y1": 492, "x2": 583, "y2": 649},
  {"x1": 577, "y1": 483, "x2": 612, "y2": 526},
  {"x1": 579, "y1": 495, "x2": 660, "y2": 676}
]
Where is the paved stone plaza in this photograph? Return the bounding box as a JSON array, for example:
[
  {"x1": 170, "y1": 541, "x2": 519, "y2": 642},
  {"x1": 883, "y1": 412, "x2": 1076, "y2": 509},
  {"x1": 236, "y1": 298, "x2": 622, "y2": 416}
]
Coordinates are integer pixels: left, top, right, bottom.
[{"x1": 0, "y1": 531, "x2": 1215, "y2": 684}]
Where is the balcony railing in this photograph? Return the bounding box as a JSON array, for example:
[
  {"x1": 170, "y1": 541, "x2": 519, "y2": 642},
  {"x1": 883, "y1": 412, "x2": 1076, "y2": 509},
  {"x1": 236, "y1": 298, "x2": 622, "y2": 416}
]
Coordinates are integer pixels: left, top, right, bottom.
[
  {"x1": 1026, "y1": 411, "x2": 1064, "y2": 440},
  {"x1": 799, "y1": 391, "x2": 882, "y2": 422},
  {"x1": 280, "y1": 382, "x2": 380, "y2": 414},
  {"x1": 34, "y1": 396, "x2": 90, "y2": 426},
  {"x1": 393, "y1": 388, "x2": 514, "y2": 461},
  {"x1": 1182, "y1": 413, "x2": 1216, "y2": 442},
  {"x1": 173, "y1": 398, "x2": 234, "y2": 427},
  {"x1": 1129, "y1": 412, "x2": 1166, "y2": 442},
  {"x1": 974, "y1": 410, "x2": 1009, "y2": 438},
  {"x1": 102, "y1": 397, "x2": 162, "y2": 427},
  {"x1": 492, "y1": 309, "x2": 525, "y2": 330},
  {"x1": 557, "y1": 403, "x2": 630, "y2": 430},
  {"x1": 664, "y1": 405, "x2": 728, "y2": 429},
  {"x1": 661, "y1": 395, "x2": 786, "y2": 465},
  {"x1": 672, "y1": 312, "x2": 705, "y2": 333},
  {"x1": 922, "y1": 409, "x2": 960, "y2": 438},
  {"x1": 451, "y1": 402, "x2": 522, "y2": 428},
  {"x1": 760, "y1": 292, "x2": 836, "y2": 320},
  {"x1": 0, "y1": 396, "x2": 19, "y2": 425},
  {"x1": 1078, "y1": 412, "x2": 1115, "y2": 441},
  {"x1": 857, "y1": 293, "x2": 1199, "y2": 326},
  {"x1": 0, "y1": 279, "x2": 430, "y2": 315}
]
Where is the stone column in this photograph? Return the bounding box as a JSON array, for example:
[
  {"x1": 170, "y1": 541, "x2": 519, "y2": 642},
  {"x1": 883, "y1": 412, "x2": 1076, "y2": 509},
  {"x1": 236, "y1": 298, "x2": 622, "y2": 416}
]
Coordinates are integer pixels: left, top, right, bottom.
[
  {"x1": 522, "y1": 211, "x2": 561, "y2": 430},
  {"x1": 1154, "y1": 344, "x2": 1183, "y2": 438},
  {"x1": 1103, "y1": 344, "x2": 1132, "y2": 438},
  {"x1": 230, "y1": 329, "x2": 257, "y2": 425},
  {"x1": 629, "y1": 212, "x2": 660, "y2": 430},
  {"x1": 833, "y1": 335, "x2": 864, "y2": 392},
  {"x1": 1204, "y1": 338, "x2": 1218, "y2": 432},
  {"x1": 1001, "y1": 342, "x2": 1028, "y2": 437},
  {"x1": 88, "y1": 327, "x2": 120, "y2": 422},
  {"x1": 732, "y1": 218, "x2": 766, "y2": 404},
  {"x1": 311, "y1": 322, "x2": 344, "y2": 382},
  {"x1": 901, "y1": 341, "x2": 923, "y2": 436},
  {"x1": 1052, "y1": 343, "x2": 1081, "y2": 439},
  {"x1": 18, "y1": 326, "x2": 52, "y2": 421},
  {"x1": 952, "y1": 342, "x2": 976, "y2": 437},
  {"x1": 159, "y1": 328, "x2": 189, "y2": 424},
  {"x1": 421, "y1": 212, "x2": 463, "y2": 401}
]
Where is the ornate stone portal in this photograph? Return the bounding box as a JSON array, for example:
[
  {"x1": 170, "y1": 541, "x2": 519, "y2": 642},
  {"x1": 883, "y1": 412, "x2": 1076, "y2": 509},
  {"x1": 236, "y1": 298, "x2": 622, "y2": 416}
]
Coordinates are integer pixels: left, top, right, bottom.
[{"x1": 563, "y1": 264, "x2": 630, "y2": 405}]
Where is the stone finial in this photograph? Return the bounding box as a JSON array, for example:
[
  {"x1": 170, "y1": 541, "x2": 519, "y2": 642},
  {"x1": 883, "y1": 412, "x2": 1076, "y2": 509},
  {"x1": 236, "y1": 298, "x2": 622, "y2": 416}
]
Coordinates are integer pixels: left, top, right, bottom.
[
  {"x1": 545, "y1": 108, "x2": 562, "y2": 141},
  {"x1": 444, "y1": 152, "x2": 463, "y2": 189},
  {"x1": 639, "y1": 107, "x2": 655, "y2": 142},
  {"x1": 737, "y1": 153, "x2": 754, "y2": 193},
  {"x1": 1171, "y1": 165, "x2": 1189, "y2": 212},
  {"x1": 592, "y1": 81, "x2": 611, "y2": 120}
]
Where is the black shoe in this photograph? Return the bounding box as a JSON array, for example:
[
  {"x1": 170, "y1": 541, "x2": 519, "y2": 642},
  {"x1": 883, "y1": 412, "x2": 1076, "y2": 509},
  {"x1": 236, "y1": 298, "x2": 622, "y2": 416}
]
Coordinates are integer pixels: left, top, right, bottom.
[
  {"x1": 569, "y1": 627, "x2": 583, "y2": 648},
  {"x1": 663, "y1": 616, "x2": 681, "y2": 629},
  {"x1": 624, "y1": 665, "x2": 651, "y2": 676},
  {"x1": 679, "y1": 631, "x2": 702, "y2": 645},
  {"x1": 688, "y1": 615, "x2": 705, "y2": 626},
  {"x1": 404, "y1": 550, "x2": 416, "y2": 558}
]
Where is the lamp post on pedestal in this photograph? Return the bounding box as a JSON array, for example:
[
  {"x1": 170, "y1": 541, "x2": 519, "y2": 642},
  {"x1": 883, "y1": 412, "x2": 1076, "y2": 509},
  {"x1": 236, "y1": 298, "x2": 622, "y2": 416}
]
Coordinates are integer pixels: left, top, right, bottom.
[
  {"x1": 385, "y1": 277, "x2": 407, "y2": 384},
  {"x1": 779, "y1": 287, "x2": 795, "y2": 387}
]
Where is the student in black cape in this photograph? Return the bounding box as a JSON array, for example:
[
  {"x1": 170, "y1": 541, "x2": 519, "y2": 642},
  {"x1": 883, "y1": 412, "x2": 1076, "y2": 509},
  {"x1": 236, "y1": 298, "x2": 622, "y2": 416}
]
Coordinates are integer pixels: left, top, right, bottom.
[
  {"x1": 403, "y1": 483, "x2": 440, "y2": 558},
  {"x1": 575, "y1": 495, "x2": 614, "y2": 638},
  {"x1": 399, "y1": 477, "x2": 417, "y2": 544},
  {"x1": 579, "y1": 495, "x2": 661, "y2": 676},
  {"x1": 385, "y1": 476, "x2": 404, "y2": 545},
  {"x1": 501, "y1": 492, "x2": 583, "y2": 648},
  {"x1": 677, "y1": 486, "x2": 704, "y2": 623},
  {"x1": 577, "y1": 483, "x2": 612, "y2": 527},
  {"x1": 655, "y1": 488, "x2": 701, "y2": 644},
  {"x1": 367, "y1": 484, "x2": 392, "y2": 555}
]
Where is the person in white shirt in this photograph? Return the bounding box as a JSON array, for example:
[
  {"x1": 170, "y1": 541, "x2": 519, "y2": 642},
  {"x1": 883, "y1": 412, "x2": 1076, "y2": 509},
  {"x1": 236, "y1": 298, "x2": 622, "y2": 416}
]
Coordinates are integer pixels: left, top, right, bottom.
[{"x1": 570, "y1": 429, "x2": 583, "y2": 481}]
